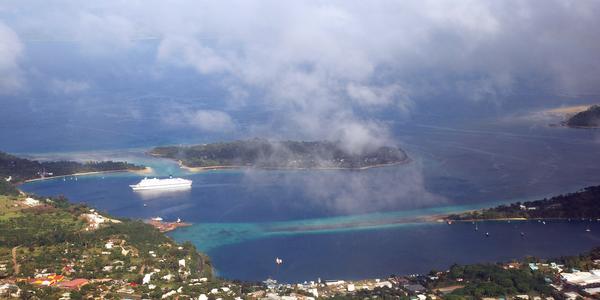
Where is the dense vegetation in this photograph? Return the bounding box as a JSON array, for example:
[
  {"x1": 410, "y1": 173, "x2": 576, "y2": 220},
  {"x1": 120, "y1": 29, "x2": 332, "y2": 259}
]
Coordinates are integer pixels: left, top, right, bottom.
[
  {"x1": 566, "y1": 105, "x2": 600, "y2": 127},
  {"x1": 444, "y1": 264, "x2": 552, "y2": 298},
  {"x1": 0, "y1": 180, "x2": 18, "y2": 196},
  {"x1": 448, "y1": 185, "x2": 600, "y2": 220},
  {"x1": 0, "y1": 151, "x2": 144, "y2": 183},
  {"x1": 0, "y1": 192, "x2": 214, "y2": 299},
  {"x1": 150, "y1": 139, "x2": 408, "y2": 169}
]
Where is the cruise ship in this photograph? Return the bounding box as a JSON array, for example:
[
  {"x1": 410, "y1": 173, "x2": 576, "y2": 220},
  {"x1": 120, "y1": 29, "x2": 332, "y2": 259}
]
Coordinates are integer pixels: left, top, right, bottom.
[{"x1": 129, "y1": 176, "x2": 192, "y2": 191}]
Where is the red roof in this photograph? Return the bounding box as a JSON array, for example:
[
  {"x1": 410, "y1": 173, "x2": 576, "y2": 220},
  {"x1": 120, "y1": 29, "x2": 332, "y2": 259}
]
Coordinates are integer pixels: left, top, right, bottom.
[{"x1": 58, "y1": 278, "x2": 89, "y2": 289}]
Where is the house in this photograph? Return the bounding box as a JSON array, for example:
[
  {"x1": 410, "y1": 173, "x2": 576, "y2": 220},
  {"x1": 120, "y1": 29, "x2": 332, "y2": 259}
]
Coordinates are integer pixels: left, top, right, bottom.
[
  {"x1": 161, "y1": 290, "x2": 177, "y2": 299},
  {"x1": 325, "y1": 280, "x2": 345, "y2": 286},
  {"x1": 375, "y1": 281, "x2": 393, "y2": 289},
  {"x1": 561, "y1": 269, "x2": 600, "y2": 287},
  {"x1": 24, "y1": 197, "x2": 40, "y2": 207},
  {"x1": 143, "y1": 273, "x2": 153, "y2": 285}
]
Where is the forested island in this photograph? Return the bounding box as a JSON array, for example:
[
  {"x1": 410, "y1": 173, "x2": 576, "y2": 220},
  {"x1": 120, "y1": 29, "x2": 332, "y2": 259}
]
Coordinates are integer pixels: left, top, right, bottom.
[
  {"x1": 0, "y1": 151, "x2": 144, "y2": 183},
  {"x1": 447, "y1": 185, "x2": 600, "y2": 221},
  {"x1": 149, "y1": 139, "x2": 409, "y2": 170},
  {"x1": 565, "y1": 105, "x2": 600, "y2": 128}
]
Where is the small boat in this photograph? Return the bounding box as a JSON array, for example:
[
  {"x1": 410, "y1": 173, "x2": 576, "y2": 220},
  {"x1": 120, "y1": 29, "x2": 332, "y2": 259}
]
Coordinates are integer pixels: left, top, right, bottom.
[
  {"x1": 275, "y1": 257, "x2": 283, "y2": 265},
  {"x1": 143, "y1": 203, "x2": 147, "y2": 207},
  {"x1": 151, "y1": 217, "x2": 163, "y2": 222},
  {"x1": 485, "y1": 232, "x2": 490, "y2": 237},
  {"x1": 586, "y1": 228, "x2": 591, "y2": 232},
  {"x1": 520, "y1": 232, "x2": 525, "y2": 237}
]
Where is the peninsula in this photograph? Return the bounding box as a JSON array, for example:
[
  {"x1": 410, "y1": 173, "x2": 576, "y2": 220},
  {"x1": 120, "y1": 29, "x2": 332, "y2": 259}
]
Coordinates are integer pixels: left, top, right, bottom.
[
  {"x1": 149, "y1": 139, "x2": 409, "y2": 170},
  {"x1": 446, "y1": 185, "x2": 600, "y2": 221},
  {"x1": 0, "y1": 151, "x2": 145, "y2": 184}
]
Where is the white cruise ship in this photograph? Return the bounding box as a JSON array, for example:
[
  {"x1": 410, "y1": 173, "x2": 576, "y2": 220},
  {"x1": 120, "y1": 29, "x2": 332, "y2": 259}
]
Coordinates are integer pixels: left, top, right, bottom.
[{"x1": 130, "y1": 176, "x2": 192, "y2": 191}]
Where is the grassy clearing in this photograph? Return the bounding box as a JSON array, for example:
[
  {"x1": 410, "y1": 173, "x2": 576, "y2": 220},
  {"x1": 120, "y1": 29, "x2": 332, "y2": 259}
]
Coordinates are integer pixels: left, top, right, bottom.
[{"x1": 0, "y1": 195, "x2": 24, "y2": 221}]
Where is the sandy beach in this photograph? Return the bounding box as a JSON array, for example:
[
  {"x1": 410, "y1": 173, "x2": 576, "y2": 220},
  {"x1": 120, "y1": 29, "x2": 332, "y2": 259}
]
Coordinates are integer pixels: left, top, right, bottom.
[
  {"x1": 178, "y1": 159, "x2": 411, "y2": 173},
  {"x1": 22, "y1": 166, "x2": 154, "y2": 183}
]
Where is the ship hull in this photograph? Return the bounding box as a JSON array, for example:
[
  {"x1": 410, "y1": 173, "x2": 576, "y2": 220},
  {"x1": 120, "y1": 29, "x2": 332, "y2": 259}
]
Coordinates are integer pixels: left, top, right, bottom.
[{"x1": 130, "y1": 182, "x2": 192, "y2": 191}]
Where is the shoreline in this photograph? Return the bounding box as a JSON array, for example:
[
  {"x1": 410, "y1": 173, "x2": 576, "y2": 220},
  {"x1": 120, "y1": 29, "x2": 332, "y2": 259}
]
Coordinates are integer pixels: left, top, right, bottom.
[
  {"x1": 178, "y1": 159, "x2": 411, "y2": 173},
  {"x1": 21, "y1": 166, "x2": 154, "y2": 183},
  {"x1": 146, "y1": 219, "x2": 192, "y2": 232}
]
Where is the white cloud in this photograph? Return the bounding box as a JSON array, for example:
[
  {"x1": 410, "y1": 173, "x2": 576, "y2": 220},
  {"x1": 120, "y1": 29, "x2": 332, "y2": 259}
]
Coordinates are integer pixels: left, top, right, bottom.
[
  {"x1": 164, "y1": 109, "x2": 235, "y2": 133},
  {"x1": 75, "y1": 12, "x2": 136, "y2": 55},
  {"x1": 2, "y1": 0, "x2": 600, "y2": 148},
  {"x1": 0, "y1": 22, "x2": 23, "y2": 94},
  {"x1": 157, "y1": 37, "x2": 232, "y2": 74}
]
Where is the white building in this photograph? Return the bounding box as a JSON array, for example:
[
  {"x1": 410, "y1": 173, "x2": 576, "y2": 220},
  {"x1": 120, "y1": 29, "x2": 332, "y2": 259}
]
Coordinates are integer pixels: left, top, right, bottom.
[{"x1": 561, "y1": 269, "x2": 600, "y2": 286}]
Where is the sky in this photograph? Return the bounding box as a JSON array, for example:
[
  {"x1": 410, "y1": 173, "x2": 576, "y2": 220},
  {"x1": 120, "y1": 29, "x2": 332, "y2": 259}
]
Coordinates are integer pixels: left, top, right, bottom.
[{"x1": 1, "y1": 0, "x2": 600, "y2": 153}]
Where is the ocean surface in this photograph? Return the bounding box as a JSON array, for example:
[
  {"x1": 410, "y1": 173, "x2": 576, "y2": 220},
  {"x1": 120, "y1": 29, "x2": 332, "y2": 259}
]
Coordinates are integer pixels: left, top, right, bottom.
[{"x1": 19, "y1": 120, "x2": 600, "y2": 282}]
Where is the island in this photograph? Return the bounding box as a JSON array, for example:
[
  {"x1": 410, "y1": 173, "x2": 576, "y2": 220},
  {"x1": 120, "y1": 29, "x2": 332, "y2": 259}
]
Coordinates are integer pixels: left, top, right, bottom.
[
  {"x1": 565, "y1": 105, "x2": 600, "y2": 128},
  {"x1": 446, "y1": 185, "x2": 600, "y2": 221},
  {"x1": 149, "y1": 139, "x2": 409, "y2": 170}
]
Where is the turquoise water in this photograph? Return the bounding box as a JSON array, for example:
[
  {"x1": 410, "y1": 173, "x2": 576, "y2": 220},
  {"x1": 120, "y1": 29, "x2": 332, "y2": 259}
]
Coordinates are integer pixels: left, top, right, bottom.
[{"x1": 19, "y1": 121, "x2": 600, "y2": 282}]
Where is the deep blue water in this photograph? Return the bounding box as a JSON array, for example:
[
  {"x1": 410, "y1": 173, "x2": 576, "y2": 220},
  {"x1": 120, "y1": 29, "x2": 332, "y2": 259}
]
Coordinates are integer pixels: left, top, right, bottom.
[
  {"x1": 19, "y1": 121, "x2": 600, "y2": 282},
  {"x1": 205, "y1": 221, "x2": 600, "y2": 282}
]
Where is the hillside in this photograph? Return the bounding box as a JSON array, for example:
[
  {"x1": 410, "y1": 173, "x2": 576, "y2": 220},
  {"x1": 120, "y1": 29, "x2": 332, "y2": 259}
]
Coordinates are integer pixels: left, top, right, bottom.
[
  {"x1": 566, "y1": 105, "x2": 600, "y2": 128},
  {"x1": 150, "y1": 139, "x2": 408, "y2": 169},
  {"x1": 0, "y1": 193, "x2": 216, "y2": 299},
  {"x1": 447, "y1": 185, "x2": 600, "y2": 221},
  {"x1": 0, "y1": 151, "x2": 144, "y2": 183}
]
